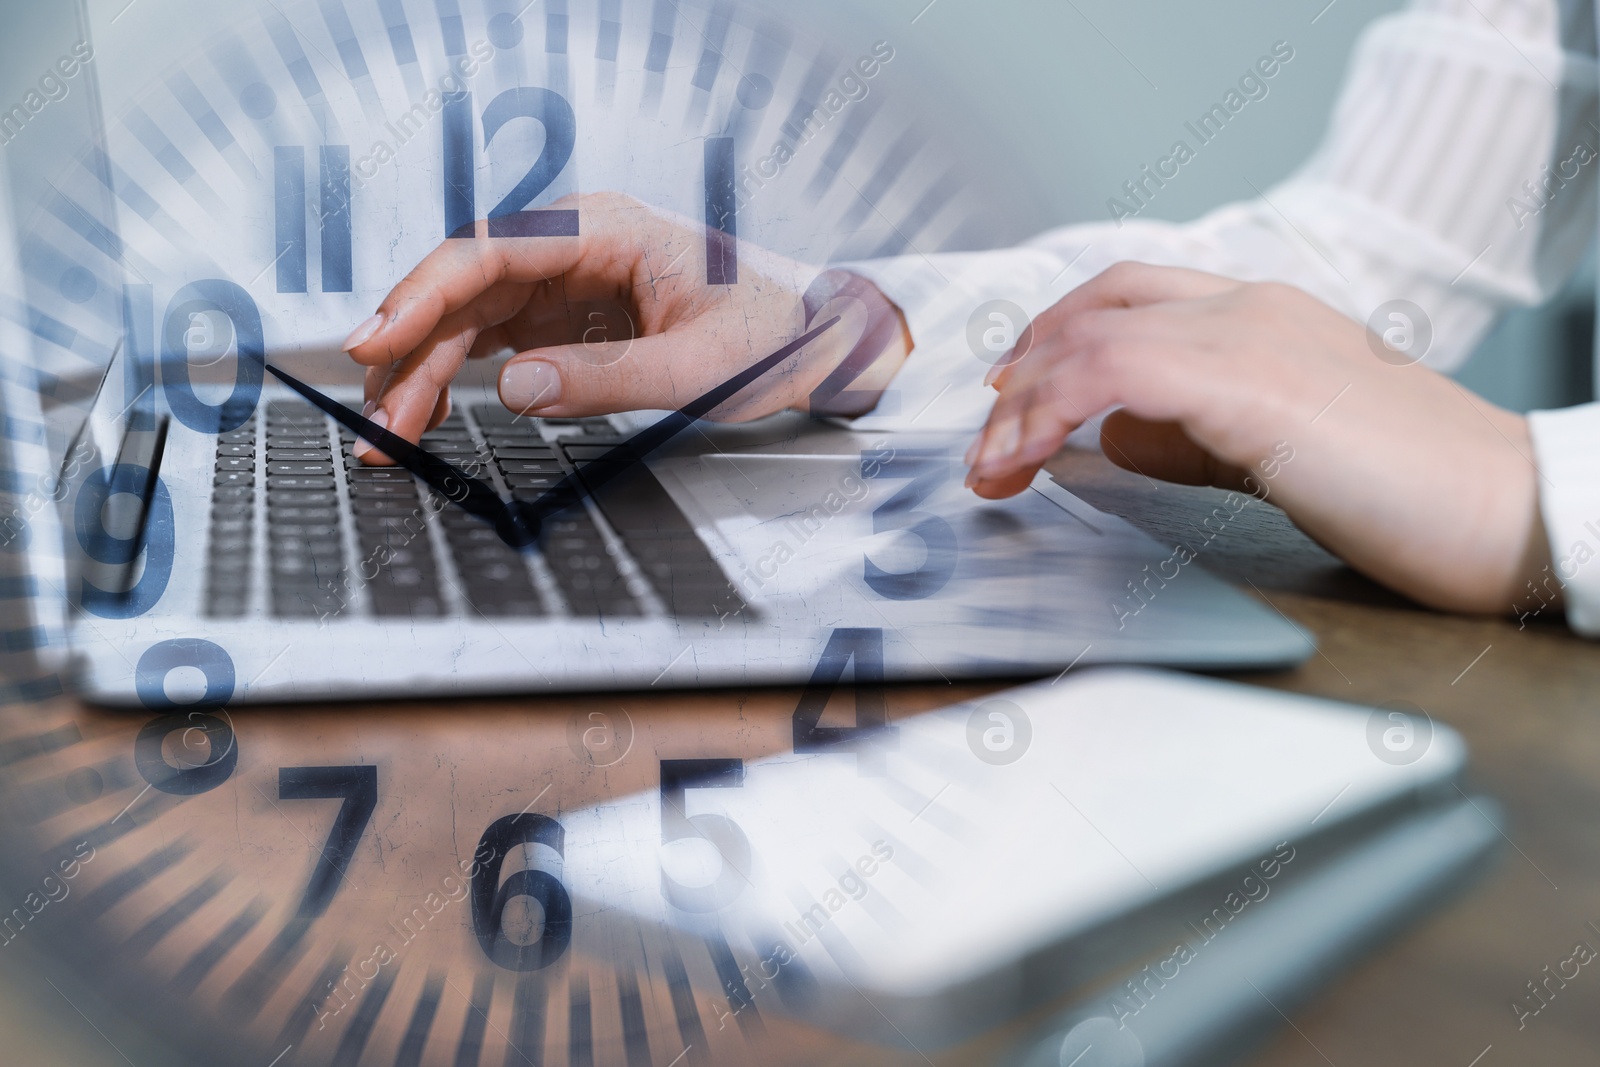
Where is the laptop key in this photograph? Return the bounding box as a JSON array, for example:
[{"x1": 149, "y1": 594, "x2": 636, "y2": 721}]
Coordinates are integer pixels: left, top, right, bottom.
[
  {"x1": 347, "y1": 468, "x2": 414, "y2": 483},
  {"x1": 268, "y1": 475, "x2": 337, "y2": 491},
  {"x1": 265, "y1": 449, "x2": 331, "y2": 461},
  {"x1": 268, "y1": 462, "x2": 333, "y2": 476},
  {"x1": 269, "y1": 506, "x2": 338, "y2": 523},
  {"x1": 214, "y1": 471, "x2": 255, "y2": 488},
  {"x1": 216, "y1": 443, "x2": 256, "y2": 457}
]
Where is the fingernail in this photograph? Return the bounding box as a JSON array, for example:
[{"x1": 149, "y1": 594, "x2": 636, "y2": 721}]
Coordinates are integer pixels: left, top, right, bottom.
[
  {"x1": 964, "y1": 467, "x2": 980, "y2": 490},
  {"x1": 964, "y1": 435, "x2": 983, "y2": 466},
  {"x1": 983, "y1": 364, "x2": 1003, "y2": 388},
  {"x1": 353, "y1": 407, "x2": 388, "y2": 462},
  {"x1": 979, "y1": 420, "x2": 1021, "y2": 469},
  {"x1": 500, "y1": 361, "x2": 562, "y2": 413},
  {"x1": 343, "y1": 313, "x2": 384, "y2": 352}
]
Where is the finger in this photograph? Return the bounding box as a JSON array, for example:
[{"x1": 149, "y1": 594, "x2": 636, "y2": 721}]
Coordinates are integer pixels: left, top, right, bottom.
[
  {"x1": 343, "y1": 237, "x2": 577, "y2": 367},
  {"x1": 988, "y1": 263, "x2": 1241, "y2": 390},
  {"x1": 1099, "y1": 410, "x2": 1251, "y2": 491},
  {"x1": 967, "y1": 466, "x2": 1039, "y2": 499},
  {"x1": 356, "y1": 313, "x2": 480, "y2": 462},
  {"x1": 425, "y1": 387, "x2": 452, "y2": 433}
]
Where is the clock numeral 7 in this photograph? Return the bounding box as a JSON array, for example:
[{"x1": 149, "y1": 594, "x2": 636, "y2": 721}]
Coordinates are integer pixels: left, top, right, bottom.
[{"x1": 278, "y1": 765, "x2": 378, "y2": 918}]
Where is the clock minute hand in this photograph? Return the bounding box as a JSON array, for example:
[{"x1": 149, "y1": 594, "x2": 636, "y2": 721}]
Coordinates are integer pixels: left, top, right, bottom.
[
  {"x1": 509, "y1": 314, "x2": 842, "y2": 529},
  {"x1": 259, "y1": 361, "x2": 534, "y2": 544}
]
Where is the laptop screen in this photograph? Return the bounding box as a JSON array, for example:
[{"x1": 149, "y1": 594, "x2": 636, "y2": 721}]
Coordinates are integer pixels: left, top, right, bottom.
[{"x1": 0, "y1": 0, "x2": 126, "y2": 468}]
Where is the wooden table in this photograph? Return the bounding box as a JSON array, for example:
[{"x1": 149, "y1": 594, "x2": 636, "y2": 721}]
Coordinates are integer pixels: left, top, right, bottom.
[
  {"x1": 5, "y1": 447, "x2": 1596, "y2": 1067},
  {"x1": 1048, "y1": 448, "x2": 1600, "y2": 1067}
]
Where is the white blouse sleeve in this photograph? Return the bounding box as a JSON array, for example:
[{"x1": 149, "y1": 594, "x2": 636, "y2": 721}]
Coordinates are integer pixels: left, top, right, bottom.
[{"x1": 843, "y1": 0, "x2": 1599, "y2": 434}]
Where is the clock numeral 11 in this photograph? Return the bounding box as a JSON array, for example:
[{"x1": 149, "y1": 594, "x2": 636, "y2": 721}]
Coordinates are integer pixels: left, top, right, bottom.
[{"x1": 274, "y1": 145, "x2": 353, "y2": 294}]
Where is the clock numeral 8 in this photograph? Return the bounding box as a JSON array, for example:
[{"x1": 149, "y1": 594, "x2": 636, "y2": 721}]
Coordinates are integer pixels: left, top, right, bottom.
[
  {"x1": 469, "y1": 813, "x2": 573, "y2": 971},
  {"x1": 132, "y1": 639, "x2": 239, "y2": 796}
]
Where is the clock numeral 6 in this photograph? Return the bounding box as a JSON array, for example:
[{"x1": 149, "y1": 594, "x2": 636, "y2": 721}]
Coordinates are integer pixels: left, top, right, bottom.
[
  {"x1": 469, "y1": 813, "x2": 573, "y2": 971},
  {"x1": 133, "y1": 639, "x2": 238, "y2": 796}
]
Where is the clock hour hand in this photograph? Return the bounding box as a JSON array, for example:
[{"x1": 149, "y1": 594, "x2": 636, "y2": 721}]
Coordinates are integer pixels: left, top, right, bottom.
[{"x1": 507, "y1": 314, "x2": 841, "y2": 529}]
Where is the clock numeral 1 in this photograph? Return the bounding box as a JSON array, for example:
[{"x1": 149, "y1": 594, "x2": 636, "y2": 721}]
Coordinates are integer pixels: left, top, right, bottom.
[
  {"x1": 704, "y1": 136, "x2": 737, "y2": 285},
  {"x1": 274, "y1": 145, "x2": 353, "y2": 294}
]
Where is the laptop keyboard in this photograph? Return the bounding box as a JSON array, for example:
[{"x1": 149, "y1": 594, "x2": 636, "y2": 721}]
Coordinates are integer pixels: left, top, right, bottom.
[{"x1": 203, "y1": 399, "x2": 747, "y2": 622}]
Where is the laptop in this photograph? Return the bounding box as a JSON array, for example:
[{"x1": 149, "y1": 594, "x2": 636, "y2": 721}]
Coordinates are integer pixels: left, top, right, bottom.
[{"x1": 1, "y1": 0, "x2": 1310, "y2": 706}]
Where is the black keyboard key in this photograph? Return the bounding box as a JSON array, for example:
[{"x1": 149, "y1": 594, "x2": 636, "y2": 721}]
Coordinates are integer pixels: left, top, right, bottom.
[
  {"x1": 268, "y1": 493, "x2": 340, "y2": 512},
  {"x1": 214, "y1": 457, "x2": 256, "y2": 472},
  {"x1": 268, "y1": 506, "x2": 338, "y2": 523},
  {"x1": 497, "y1": 459, "x2": 565, "y2": 475},
  {"x1": 216, "y1": 443, "x2": 256, "y2": 457},
  {"x1": 491, "y1": 446, "x2": 560, "y2": 460},
  {"x1": 348, "y1": 483, "x2": 419, "y2": 500},
  {"x1": 214, "y1": 470, "x2": 255, "y2": 489},
  {"x1": 264, "y1": 449, "x2": 331, "y2": 462},
  {"x1": 347, "y1": 467, "x2": 414, "y2": 483},
  {"x1": 267, "y1": 475, "x2": 336, "y2": 492},
  {"x1": 267, "y1": 462, "x2": 333, "y2": 476},
  {"x1": 211, "y1": 488, "x2": 255, "y2": 506}
]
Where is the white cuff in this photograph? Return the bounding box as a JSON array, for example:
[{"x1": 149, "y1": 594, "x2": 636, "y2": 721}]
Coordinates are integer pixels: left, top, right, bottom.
[{"x1": 1527, "y1": 402, "x2": 1600, "y2": 636}]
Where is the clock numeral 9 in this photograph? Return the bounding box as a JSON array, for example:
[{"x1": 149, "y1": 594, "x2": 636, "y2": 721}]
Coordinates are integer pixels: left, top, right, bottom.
[
  {"x1": 659, "y1": 758, "x2": 751, "y2": 912},
  {"x1": 74, "y1": 461, "x2": 174, "y2": 619},
  {"x1": 125, "y1": 281, "x2": 264, "y2": 434},
  {"x1": 469, "y1": 813, "x2": 573, "y2": 971},
  {"x1": 132, "y1": 639, "x2": 238, "y2": 796},
  {"x1": 444, "y1": 87, "x2": 579, "y2": 239}
]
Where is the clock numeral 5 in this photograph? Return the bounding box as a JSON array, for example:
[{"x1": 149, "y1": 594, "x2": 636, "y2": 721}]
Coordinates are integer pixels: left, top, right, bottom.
[
  {"x1": 659, "y1": 758, "x2": 751, "y2": 912},
  {"x1": 443, "y1": 87, "x2": 578, "y2": 239}
]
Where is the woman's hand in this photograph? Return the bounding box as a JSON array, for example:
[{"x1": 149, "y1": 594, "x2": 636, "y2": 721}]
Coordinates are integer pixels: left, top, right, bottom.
[
  {"x1": 341, "y1": 192, "x2": 909, "y2": 459},
  {"x1": 965, "y1": 262, "x2": 1551, "y2": 615}
]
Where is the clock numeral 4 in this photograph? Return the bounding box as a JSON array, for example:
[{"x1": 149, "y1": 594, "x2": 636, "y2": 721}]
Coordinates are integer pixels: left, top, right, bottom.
[{"x1": 792, "y1": 628, "x2": 895, "y2": 772}]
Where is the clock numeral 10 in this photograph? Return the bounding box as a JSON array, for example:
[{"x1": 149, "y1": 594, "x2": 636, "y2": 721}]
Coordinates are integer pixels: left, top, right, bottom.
[{"x1": 274, "y1": 145, "x2": 353, "y2": 294}]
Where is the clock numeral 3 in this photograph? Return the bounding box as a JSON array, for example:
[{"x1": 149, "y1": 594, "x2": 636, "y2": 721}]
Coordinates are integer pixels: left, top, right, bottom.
[
  {"x1": 863, "y1": 450, "x2": 958, "y2": 600},
  {"x1": 444, "y1": 87, "x2": 579, "y2": 239}
]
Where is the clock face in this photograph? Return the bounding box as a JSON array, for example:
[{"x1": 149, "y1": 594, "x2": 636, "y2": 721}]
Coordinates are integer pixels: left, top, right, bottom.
[{"x1": 0, "y1": 1, "x2": 1018, "y2": 1064}]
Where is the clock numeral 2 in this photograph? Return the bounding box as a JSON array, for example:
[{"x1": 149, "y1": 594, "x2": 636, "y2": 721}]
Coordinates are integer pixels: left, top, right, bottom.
[
  {"x1": 444, "y1": 87, "x2": 579, "y2": 239},
  {"x1": 274, "y1": 146, "x2": 352, "y2": 294},
  {"x1": 704, "y1": 136, "x2": 737, "y2": 285},
  {"x1": 278, "y1": 765, "x2": 378, "y2": 918}
]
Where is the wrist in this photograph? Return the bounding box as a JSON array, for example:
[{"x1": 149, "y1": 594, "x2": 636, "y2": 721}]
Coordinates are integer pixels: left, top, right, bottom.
[{"x1": 797, "y1": 270, "x2": 912, "y2": 418}]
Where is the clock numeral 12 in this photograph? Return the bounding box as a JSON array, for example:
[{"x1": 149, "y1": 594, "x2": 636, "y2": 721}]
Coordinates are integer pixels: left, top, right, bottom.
[
  {"x1": 274, "y1": 145, "x2": 353, "y2": 294},
  {"x1": 443, "y1": 87, "x2": 580, "y2": 239}
]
